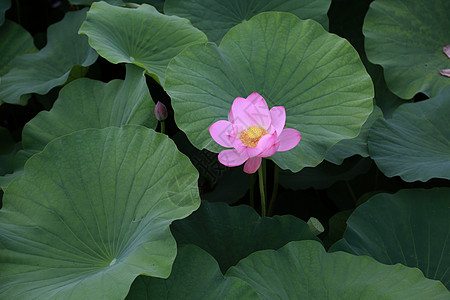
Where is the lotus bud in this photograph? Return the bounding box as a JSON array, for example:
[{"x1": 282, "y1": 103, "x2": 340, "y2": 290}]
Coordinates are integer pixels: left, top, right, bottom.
[{"x1": 154, "y1": 101, "x2": 168, "y2": 121}]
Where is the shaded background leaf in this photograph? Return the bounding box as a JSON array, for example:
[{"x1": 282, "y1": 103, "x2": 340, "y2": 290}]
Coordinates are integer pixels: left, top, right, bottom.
[
  {"x1": 368, "y1": 87, "x2": 450, "y2": 182},
  {"x1": 0, "y1": 0, "x2": 10, "y2": 25},
  {"x1": 363, "y1": 0, "x2": 450, "y2": 99},
  {"x1": 330, "y1": 188, "x2": 450, "y2": 289},
  {"x1": 126, "y1": 245, "x2": 260, "y2": 300},
  {"x1": 325, "y1": 105, "x2": 383, "y2": 165},
  {"x1": 69, "y1": 0, "x2": 124, "y2": 5},
  {"x1": 328, "y1": 0, "x2": 408, "y2": 117},
  {"x1": 172, "y1": 201, "x2": 320, "y2": 272},
  {"x1": 0, "y1": 20, "x2": 37, "y2": 78},
  {"x1": 227, "y1": 240, "x2": 449, "y2": 299},
  {"x1": 172, "y1": 131, "x2": 249, "y2": 204},
  {"x1": 164, "y1": 0, "x2": 331, "y2": 43},
  {"x1": 0, "y1": 9, "x2": 98, "y2": 105},
  {"x1": 279, "y1": 156, "x2": 372, "y2": 190}
]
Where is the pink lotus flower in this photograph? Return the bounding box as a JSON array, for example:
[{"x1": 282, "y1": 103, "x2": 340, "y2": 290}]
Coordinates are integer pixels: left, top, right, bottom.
[
  {"x1": 209, "y1": 92, "x2": 301, "y2": 174},
  {"x1": 439, "y1": 45, "x2": 450, "y2": 78}
]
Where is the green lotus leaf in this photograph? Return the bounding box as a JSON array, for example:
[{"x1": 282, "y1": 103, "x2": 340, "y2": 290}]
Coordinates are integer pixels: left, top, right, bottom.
[
  {"x1": 330, "y1": 188, "x2": 450, "y2": 289},
  {"x1": 0, "y1": 9, "x2": 97, "y2": 105},
  {"x1": 368, "y1": 86, "x2": 450, "y2": 182},
  {"x1": 363, "y1": 0, "x2": 450, "y2": 99},
  {"x1": 0, "y1": 0, "x2": 10, "y2": 25},
  {"x1": 172, "y1": 200, "x2": 320, "y2": 272},
  {"x1": 0, "y1": 126, "x2": 200, "y2": 299},
  {"x1": 165, "y1": 12, "x2": 374, "y2": 172},
  {"x1": 227, "y1": 240, "x2": 450, "y2": 299},
  {"x1": 325, "y1": 104, "x2": 383, "y2": 165},
  {"x1": 0, "y1": 20, "x2": 37, "y2": 78},
  {"x1": 164, "y1": 0, "x2": 331, "y2": 43},
  {"x1": 126, "y1": 245, "x2": 260, "y2": 299},
  {"x1": 22, "y1": 64, "x2": 156, "y2": 153},
  {"x1": 79, "y1": 1, "x2": 208, "y2": 86}
]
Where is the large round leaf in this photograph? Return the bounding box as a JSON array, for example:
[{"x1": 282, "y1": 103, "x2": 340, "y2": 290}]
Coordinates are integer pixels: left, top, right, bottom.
[
  {"x1": 368, "y1": 86, "x2": 450, "y2": 182},
  {"x1": 227, "y1": 240, "x2": 449, "y2": 299},
  {"x1": 0, "y1": 20, "x2": 37, "y2": 77},
  {"x1": 22, "y1": 64, "x2": 156, "y2": 153},
  {"x1": 126, "y1": 245, "x2": 259, "y2": 299},
  {"x1": 363, "y1": 0, "x2": 450, "y2": 99},
  {"x1": 0, "y1": 126, "x2": 200, "y2": 299},
  {"x1": 172, "y1": 201, "x2": 319, "y2": 272},
  {"x1": 0, "y1": 9, "x2": 98, "y2": 105},
  {"x1": 165, "y1": 12, "x2": 373, "y2": 172},
  {"x1": 330, "y1": 188, "x2": 450, "y2": 289},
  {"x1": 79, "y1": 1, "x2": 207, "y2": 86},
  {"x1": 164, "y1": 0, "x2": 331, "y2": 44}
]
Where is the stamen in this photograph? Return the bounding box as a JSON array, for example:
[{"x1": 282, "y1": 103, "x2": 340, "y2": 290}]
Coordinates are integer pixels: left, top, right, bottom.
[{"x1": 239, "y1": 126, "x2": 268, "y2": 148}]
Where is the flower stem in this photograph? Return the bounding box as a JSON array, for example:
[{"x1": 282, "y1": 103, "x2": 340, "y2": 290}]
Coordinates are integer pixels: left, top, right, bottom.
[
  {"x1": 267, "y1": 164, "x2": 279, "y2": 216},
  {"x1": 258, "y1": 160, "x2": 267, "y2": 217},
  {"x1": 249, "y1": 174, "x2": 255, "y2": 208},
  {"x1": 15, "y1": 0, "x2": 21, "y2": 24},
  {"x1": 374, "y1": 168, "x2": 380, "y2": 190},
  {"x1": 346, "y1": 181, "x2": 357, "y2": 204},
  {"x1": 160, "y1": 120, "x2": 165, "y2": 134}
]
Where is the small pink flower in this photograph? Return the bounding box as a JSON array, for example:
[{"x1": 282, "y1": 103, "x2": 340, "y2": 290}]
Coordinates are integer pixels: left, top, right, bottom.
[{"x1": 209, "y1": 92, "x2": 301, "y2": 174}]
